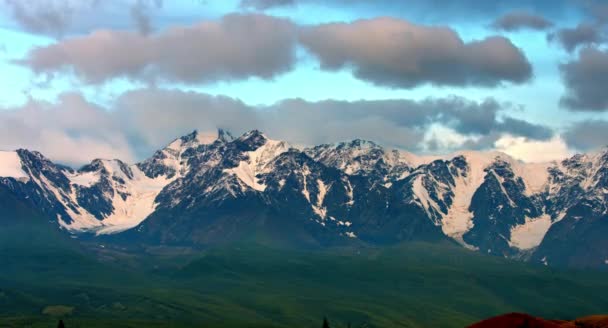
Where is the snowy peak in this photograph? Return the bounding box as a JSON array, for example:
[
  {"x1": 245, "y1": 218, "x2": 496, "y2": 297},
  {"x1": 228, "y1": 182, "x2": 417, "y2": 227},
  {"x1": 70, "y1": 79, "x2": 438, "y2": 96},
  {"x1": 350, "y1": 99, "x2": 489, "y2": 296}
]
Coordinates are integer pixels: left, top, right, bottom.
[
  {"x1": 235, "y1": 130, "x2": 269, "y2": 150},
  {"x1": 0, "y1": 150, "x2": 29, "y2": 182},
  {"x1": 305, "y1": 140, "x2": 415, "y2": 180},
  {"x1": 167, "y1": 129, "x2": 228, "y2": 150},
  {"x1": 80, "y1": 159, "x2": 133, "y2": 179},
  {"x1": 136, "y1": 129, "x2": 226, "y2": 180},
  {"x1": 4, "y1": 130, "x2": 608, "y2": 269},
  {"x1": 224, "y1": 132, "x2": 290, "y2": 192}
]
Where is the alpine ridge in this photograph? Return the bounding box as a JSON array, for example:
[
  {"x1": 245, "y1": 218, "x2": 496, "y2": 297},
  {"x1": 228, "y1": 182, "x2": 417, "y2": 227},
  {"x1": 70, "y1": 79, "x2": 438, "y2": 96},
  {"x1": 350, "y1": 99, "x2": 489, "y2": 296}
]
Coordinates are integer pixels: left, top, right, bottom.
[{"x1": 1, "y1": 129, "x2": 607, "y2": 269}]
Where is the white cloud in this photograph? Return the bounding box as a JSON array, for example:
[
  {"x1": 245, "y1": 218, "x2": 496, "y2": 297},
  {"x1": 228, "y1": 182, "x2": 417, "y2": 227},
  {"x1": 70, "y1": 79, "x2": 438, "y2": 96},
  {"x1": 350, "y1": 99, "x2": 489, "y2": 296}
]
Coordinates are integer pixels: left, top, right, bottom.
[
  {"x1": 0, "y1": 93, "x2": 135, "y2": 165},
  {"x1": 494, "y1": 135, "x2": 572, "y2": 163}
]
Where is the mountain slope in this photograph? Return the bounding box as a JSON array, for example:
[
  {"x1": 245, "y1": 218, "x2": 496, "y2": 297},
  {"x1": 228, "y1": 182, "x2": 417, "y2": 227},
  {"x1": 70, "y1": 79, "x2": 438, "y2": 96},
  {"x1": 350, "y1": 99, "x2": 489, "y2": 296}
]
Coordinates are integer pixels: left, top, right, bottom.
[{"x1": 2, "y1": 130, "x2": 608, "y2": 268}]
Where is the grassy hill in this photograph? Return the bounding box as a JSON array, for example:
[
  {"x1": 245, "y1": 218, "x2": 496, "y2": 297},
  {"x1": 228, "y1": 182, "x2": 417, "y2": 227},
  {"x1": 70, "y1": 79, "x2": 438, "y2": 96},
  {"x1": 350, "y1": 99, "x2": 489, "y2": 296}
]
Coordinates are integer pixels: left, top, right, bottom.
[{"x1": 1, "y1": 237, "x2": 608, "y2": 328}]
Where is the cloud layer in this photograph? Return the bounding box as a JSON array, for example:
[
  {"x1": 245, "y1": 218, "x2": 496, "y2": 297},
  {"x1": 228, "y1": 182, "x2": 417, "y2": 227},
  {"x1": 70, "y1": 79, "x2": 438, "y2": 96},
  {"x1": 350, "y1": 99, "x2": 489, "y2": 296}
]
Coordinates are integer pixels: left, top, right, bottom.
[
  {"x1": 563, "y1": 120, "x2": 608, "y2": 151},
  {"x1": 19, "y1": 14, "x2": 297, "y2": 84},
  {"x1": 0, "y1": 89, "x2": 557, "y2": 165},
  {"x1": 491, "y1": 11, "x2": 553, "y2": 31},
  {"x1": 560, "y1": 47, "x2": 608, "y2": 111},
  {"x1": 299, "y1": 18, "x2": 532, "y2": 88},
  {"x1": 17, "y1": 15, "x2": 532, "y2": 89},
  {"x1": 548, "y1": 23, "x2": 604, "y2": 52},
  {"x1": 2, "y1": 0, "x2": 164, "y2": 37},
  {"x1": 0, "y1": 93, "x2": 135, "y2": 165}
]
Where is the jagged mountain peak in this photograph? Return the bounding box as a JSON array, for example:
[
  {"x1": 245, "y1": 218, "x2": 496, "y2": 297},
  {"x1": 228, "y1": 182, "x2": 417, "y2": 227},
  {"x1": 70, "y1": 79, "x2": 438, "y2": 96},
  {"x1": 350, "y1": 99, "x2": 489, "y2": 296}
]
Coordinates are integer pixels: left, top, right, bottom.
[
  {"x1": 3, "y1": 131, "x2": 608, "y2": 269},
  {"x1": 305, "y1": 139, "x2": 416, "y2": 180},
  {"x1": 166, "y1": 128, "x2": 231, "y2": 152},
  {"x1": 337, "y1": 139, "x2": 380, "y2": 149},
  {"x1": 235, "y1": 129, "x2": 269, "y2": 149}
]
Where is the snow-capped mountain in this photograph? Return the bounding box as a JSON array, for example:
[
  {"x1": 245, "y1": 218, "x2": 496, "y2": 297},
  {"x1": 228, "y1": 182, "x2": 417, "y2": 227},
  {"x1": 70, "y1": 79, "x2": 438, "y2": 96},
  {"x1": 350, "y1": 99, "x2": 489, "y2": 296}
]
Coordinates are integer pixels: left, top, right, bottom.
[{"x1": 1, "y1": 130, "x2": 607, "y2": 269}]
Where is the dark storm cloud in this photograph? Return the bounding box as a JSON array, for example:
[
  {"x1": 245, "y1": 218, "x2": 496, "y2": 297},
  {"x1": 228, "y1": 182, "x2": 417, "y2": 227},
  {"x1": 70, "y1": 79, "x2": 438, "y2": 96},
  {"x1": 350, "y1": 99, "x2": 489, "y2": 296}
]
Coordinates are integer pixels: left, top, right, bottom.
[
  {"x1": 299, "y1": 18, "x2": 532, "y2": 89},
  {"x1": 18, "y1": 14, "x2": 298, "y2": 84},
  {"x1": 548, "y1": 23, "x2": 605, "y2": 52},
  {"x1": 563, "y1": 120, "x2": 608, "y2": 150},
  {"x1": 491, "y1": 11, "x2": 553, "y2": 31},
  {"x1": 560, "y1": 47, "x2": 608, "y2": 111}
]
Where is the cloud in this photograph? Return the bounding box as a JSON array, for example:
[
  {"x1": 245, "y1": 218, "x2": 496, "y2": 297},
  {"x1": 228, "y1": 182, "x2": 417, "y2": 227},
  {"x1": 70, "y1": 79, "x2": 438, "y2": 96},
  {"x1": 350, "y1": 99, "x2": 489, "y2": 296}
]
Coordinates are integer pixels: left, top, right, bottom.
[
  {"x1": 563, "y1": 120, "x2": 608, "y2": 151},
  {"x1": 130, "y1": 0, "x2": 164, "y2": 35},
  {"x1": 299, "y1": 17, "x2": 532, "y2": 89},
  {"x1": 494, "y1": 135, "x2": 571, "y2": 162},
  {"x1": 0, "y1": 89, "x2": 556, "y2": 165},
  {"x1": 495, "y1": 117, "x2": 554, "y2": 140},
  {"x1": 491, "y1": 11, "x2": 553, "y2": 31},
  {"x1": 560, "y1": 47, "x2": 608, "y2": 111},
  {"x1": 2, "y1": 0, "x2": 84, "y2": 37},
  {"x1": 0, "y1": 93, "x2": 135, "y2": 165},
  {"x1": 18, "y1": 14, "x2": 530, "y2": 89},
  {"x1": 548, "y1": 23, "x2": 604, "y2": 52},
  {"x1": 18, "y1": 14, "x2": 297, "y2": 84},
  {"x1": 580, "y1": 0, "x2": 608, "y2": 23},
  {"x1": 114, "y1": 89, "x2": 260, "y2": 152},
  {"x1": 2, "y1": 0, "x2": 163, "y2": 37}
]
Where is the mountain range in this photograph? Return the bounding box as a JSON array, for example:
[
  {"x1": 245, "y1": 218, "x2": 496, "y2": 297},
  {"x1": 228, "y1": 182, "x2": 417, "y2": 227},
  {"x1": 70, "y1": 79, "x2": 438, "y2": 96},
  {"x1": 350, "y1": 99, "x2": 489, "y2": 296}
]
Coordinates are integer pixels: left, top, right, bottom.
[{"x1": 1, "y1": 129, "x2": 607, "y2": 269}]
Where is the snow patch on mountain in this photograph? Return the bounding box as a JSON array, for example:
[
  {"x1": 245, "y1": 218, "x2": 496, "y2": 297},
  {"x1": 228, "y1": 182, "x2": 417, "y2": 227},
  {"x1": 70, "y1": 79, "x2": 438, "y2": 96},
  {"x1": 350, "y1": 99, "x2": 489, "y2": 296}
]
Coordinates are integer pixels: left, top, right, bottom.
[
  {"x1": 509, "y1": 214, "x2": 552, "y2": 250},
  {"x1": 313, "y1": 179, "x2": 329, "y2": 218},
  {"x1": 512, "y1": 162, "x2": 551, "y2": 195},
  {"x1": 0, "y1": 151, "x2": 29, "y2": 181},
  {"x1": 412, "y1": 175, "x2": 442, "y2": 222},
  {"x1": 95, "y1": 166, "x2": 174, "y2": 234},
  {"x1": 344, "y1": 179, "x2": 354, "y2": 206},
  {"x1": 55, "y1": 159, "x2": 178, "y2": 234},
  {"x1": 67, "y1": 171, "x2": 100, "y2": 187},
  {"x1": 439, "y1": 152, "x2": 496, "y2": 241},
  {"x1": 301, "y1": 165, "x2": 311, "y2": 202},
  {"x1": 225, "y1": 138, "x2": 289, "y2": 192}
]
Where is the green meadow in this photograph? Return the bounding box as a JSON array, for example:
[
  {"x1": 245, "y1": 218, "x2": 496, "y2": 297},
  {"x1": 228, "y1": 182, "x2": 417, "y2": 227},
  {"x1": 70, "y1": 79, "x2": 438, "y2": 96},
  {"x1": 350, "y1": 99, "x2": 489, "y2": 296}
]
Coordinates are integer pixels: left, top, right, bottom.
[{"x1": 1, "y1": 217, "x2": 607, "y2": 328}]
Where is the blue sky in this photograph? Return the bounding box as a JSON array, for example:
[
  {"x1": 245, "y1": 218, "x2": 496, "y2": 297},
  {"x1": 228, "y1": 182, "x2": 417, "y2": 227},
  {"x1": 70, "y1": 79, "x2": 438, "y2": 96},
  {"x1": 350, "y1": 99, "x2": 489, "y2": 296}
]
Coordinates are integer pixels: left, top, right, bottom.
[{"x1": 1, "y1": 0, "x2": 607, "y2": 165}]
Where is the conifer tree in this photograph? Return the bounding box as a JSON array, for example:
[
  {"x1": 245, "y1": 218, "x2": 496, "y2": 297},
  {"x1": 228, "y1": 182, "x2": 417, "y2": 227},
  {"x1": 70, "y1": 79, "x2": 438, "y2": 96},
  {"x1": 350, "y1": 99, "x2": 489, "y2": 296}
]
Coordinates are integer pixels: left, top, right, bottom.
[{"x1": 322, "y1": 317, "x2": 330, "y2": 328}]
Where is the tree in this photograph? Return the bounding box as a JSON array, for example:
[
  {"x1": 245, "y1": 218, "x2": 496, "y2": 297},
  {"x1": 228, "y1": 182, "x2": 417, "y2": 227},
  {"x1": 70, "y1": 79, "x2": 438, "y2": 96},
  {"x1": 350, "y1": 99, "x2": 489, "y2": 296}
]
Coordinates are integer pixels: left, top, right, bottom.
[
  {"x1": 322, "y1": 317, "x2": 330, "y2": 328},
  {"x1": 57, "y1": 320, "x2": 65, "y2": 328}
]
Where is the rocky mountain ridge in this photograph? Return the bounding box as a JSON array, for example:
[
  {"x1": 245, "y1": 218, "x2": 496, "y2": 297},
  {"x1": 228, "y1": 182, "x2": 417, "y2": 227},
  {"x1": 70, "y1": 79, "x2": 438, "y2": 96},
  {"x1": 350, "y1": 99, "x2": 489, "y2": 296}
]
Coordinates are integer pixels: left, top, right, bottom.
[{"x1": 1, "y1": 129, "x2": 607, "y2": 269}]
